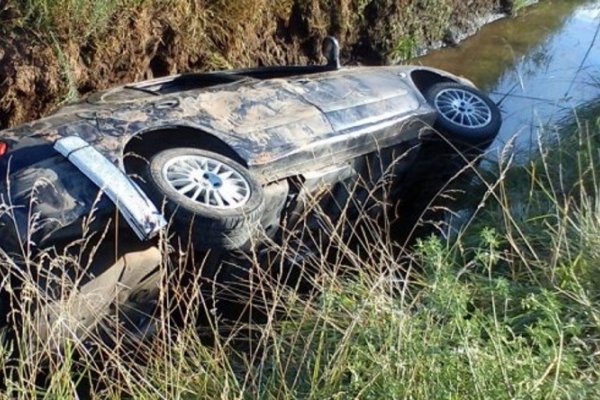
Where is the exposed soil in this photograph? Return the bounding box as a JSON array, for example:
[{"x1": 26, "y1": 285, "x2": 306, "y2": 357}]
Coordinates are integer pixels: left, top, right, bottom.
[
  {"x1": 0, "y1": 30, "x2": 62, "y2": 130},
  {"x1": 0, "y1": 0, "x2": 521, "y2": 130}
]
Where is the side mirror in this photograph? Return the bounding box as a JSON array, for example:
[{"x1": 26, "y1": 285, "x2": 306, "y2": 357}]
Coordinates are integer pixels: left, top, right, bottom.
[{"x1": 322, "y1": 37, "x2": 341, "y2": 69}]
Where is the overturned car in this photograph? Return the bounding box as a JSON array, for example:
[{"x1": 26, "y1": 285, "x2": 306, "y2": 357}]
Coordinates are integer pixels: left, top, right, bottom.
[
  {"x1": 0, "y1": 39, "x2": 500, "y2": 253},
  {"x1": 0, "y1": 38, "x2": 500, "y2": 338}
]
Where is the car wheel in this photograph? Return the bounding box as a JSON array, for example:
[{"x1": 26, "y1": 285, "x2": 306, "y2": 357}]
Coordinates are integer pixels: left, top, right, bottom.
[
  {"x1": 425, "y1": 82, "x2": 501, "y2": 148},
  {"x1": 143, "y1": 148, "x2": 264, "y2": 250}
]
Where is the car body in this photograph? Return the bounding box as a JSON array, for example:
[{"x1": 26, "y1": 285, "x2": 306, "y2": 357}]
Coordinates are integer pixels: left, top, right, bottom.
[
  {"x1": 0, "y1": 38, "x2": 502, "y2": 340},
  {"x1": 0, "y1": 39, "x2": 501, "y2": 256}
]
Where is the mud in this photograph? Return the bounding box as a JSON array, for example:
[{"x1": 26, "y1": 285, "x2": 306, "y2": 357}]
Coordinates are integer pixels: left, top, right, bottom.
[
  {"x1": 0, "y1": 30, "x2": 63, "y2": 130},
  {"x1": 0, "y1": 0, "x2": 525, "y2": 130}
]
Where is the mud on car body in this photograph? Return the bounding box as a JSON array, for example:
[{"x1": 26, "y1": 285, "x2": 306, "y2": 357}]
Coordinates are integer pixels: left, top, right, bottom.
[{"x1": 0, "y1": 38, "x2": 501, "y2": 338}]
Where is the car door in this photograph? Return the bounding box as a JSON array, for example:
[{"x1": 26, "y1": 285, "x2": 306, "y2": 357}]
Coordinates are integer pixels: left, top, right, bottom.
[{"x1": 290, "y1": 67, "x2": 427, "y2": 135}]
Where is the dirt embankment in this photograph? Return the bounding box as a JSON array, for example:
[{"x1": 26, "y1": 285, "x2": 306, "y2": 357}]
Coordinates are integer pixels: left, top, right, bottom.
[{"x1": 0, "y1": 0, "x2": 521, "y2": 130}]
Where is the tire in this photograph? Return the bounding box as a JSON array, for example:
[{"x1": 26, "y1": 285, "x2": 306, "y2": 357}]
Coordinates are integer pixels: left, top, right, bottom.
[
  {"x1": 394, "y1": 83, "x2": 500, "y2": 246},
  {"x1": 142, "y1": 148, "x2": 264, "y2": 250},
  {"x1": 424, "y1": 82, "x2": 501, "y2": 148}
]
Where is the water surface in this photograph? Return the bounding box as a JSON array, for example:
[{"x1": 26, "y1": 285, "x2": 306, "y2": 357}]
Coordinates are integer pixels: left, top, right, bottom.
[{"x1": 415, "y1": 0, "x2": 600, "y2": 159}]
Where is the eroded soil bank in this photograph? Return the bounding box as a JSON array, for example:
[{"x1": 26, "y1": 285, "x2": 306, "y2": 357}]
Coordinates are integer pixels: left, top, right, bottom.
[{"x1": 0, "y1": 0, "x2": 525, "y2": 130}]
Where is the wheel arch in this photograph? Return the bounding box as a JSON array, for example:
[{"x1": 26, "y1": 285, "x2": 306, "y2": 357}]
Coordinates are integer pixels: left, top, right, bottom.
[
  {"x1": 123, "y1": 126, "x2": 247, "y2": 174},
  {"x1": 410, "y1": 69, "x2": 459, "y2": 99}
]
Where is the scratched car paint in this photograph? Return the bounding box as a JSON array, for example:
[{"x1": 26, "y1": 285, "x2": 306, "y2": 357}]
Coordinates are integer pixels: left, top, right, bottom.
[{"x1": 0, "y1": 39, "x2": 501, "y2": 338}]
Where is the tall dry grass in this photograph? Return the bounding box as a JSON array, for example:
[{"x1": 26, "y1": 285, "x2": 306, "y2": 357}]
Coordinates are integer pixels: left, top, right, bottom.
[{"x1": 0, "y1": 104, "x2": 599, "y2": 397}]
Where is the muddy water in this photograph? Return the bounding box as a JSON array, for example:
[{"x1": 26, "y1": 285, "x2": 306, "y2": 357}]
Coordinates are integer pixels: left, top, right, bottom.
[{"x1": 415, "y1": 0, "x2": 600, "y2": 160}]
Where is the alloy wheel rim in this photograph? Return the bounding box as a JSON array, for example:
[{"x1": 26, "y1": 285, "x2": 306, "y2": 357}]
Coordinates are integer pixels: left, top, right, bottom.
[
  {"x1": 162, "y1": 155, "x2": 251, "y2": 209},
  {"x1": 434, "y1": 88, "x2": 492, "y2": 129}
]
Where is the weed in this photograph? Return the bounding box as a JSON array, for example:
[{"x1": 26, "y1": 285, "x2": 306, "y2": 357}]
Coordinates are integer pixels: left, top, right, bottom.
[
  {"x1": 51, "y1": 34, "x2": 79, "y2": 105},
  {"x1": 392, "y1": 35, "x2": 418, "y2": 61}
]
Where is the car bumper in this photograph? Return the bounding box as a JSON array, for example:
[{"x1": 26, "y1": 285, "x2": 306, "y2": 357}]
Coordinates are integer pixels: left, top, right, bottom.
[
  {"x1": 54, "y1": 136, "x2": 165, "y2": 241},
  {"x1": 0, "y1": 137, "x2": 165, "y2": 254}
]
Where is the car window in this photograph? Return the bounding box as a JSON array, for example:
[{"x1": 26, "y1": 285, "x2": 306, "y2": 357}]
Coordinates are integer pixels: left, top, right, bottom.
[
  {"x1": 133, "y1": 73, "x2": 244, "y2": 95},
  {"x1": 87, "y1": 73, "x2": 247, "y2": 104}
]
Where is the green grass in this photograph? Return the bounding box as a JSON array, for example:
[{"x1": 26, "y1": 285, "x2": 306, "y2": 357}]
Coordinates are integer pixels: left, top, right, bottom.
[
  {"x1": 17, "y1": 0, "x2": 143, "y2": 39},
  {"x1": 512, "y1": 0, "x2": 540, "y2": 14},
  {"x1": 240, "y1": 104, "x2": 600, "y2": 399}
]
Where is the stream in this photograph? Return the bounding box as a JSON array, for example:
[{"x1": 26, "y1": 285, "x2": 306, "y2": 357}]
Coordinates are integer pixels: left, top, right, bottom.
[{"x1": 415, "y1": 0, "x2": 600, "y2": 160}]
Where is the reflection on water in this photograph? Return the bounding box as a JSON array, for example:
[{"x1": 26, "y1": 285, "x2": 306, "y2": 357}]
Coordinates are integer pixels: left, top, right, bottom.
[{"x1": 415, "y1": 0, "x2": 600, "y2": 159}]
